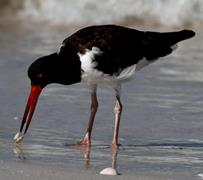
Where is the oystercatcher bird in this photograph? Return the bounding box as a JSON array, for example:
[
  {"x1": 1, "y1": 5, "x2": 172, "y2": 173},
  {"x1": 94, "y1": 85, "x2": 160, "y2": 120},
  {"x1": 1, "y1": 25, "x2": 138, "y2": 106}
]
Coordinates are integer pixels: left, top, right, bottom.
[{"x1": 14, "y1": 25, "x2": 195, "y2": 146}]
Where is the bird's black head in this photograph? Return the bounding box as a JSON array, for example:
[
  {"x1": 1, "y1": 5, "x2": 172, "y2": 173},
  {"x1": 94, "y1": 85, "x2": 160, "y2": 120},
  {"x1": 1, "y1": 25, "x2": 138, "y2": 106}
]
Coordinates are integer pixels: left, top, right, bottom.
[
  {"x1": 28, "y1": 53, "x2": 81, "y2": 88},
  {"x1": 18, "y1": 52, "x2": 81, "y2": 136}
]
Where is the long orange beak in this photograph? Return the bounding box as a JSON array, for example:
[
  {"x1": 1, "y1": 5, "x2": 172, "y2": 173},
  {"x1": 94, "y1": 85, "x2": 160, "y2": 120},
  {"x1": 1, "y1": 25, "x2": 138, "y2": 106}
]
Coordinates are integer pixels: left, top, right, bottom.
[{"x1": 20, "y1": 85, "x2": 42, "y2": 134}]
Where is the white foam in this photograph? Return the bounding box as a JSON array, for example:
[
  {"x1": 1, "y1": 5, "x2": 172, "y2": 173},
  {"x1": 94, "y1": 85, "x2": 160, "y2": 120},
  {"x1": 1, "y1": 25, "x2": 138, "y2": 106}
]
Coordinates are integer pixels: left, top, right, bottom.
[{"x1": 4, "y1": 0, "x2": 203, "y2": 26}]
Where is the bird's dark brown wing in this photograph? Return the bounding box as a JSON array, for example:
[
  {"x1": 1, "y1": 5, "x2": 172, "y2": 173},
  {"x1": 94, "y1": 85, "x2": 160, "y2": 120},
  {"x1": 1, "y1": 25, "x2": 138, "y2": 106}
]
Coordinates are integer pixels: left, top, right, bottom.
[{"x1": 60, "y1": 25, "x2": 195, "y2": 75}]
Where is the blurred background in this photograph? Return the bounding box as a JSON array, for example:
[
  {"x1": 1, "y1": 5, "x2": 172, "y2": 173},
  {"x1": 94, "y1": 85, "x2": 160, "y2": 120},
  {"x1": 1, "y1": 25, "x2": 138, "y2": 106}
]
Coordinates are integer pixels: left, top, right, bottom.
[{"x1": 0, "y1": 0, "x2": 203, "y2": 27}]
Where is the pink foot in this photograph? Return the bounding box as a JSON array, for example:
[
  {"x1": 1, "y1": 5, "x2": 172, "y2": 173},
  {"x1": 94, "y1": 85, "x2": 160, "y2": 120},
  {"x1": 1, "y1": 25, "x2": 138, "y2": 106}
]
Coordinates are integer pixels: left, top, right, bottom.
[
  {"x1": 65, "y1": 138, "x2": 91, "y2": 161},
  {"x1": 110, "y1": 142, "x2": 121, "y2": 150},
  {"x1": 72, "y1": 140, "x2": 90, "y2": 146},
  {"x1": 66, "y1": 133, "x2": 91, "y2": 147}
]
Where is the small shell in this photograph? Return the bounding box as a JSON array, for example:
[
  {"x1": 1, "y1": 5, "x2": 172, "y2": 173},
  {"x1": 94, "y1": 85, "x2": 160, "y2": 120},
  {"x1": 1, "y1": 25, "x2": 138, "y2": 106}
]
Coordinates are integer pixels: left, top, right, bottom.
[
  {"x1": 13, "y1": 132, "x2": 24, "y2": 143},
  {"x1": 99, "y1": 167, "x2": 118, "y2": 175},
  {"x1": 197, "y1": 173, "x2": 203, "y2": 179}
]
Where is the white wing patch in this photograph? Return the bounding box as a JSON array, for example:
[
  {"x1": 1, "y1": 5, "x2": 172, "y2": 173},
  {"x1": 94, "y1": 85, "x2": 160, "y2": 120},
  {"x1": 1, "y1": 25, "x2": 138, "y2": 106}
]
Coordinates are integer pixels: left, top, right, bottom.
[
  {"x1": 135, "y1": 44, "x2": 178, "y2": 71},
  {"x1": 170, "y1": 44, "x2": 178, "y2": 51},
  {"x1": 116, "y1": 64, "x2": 136, "y2": 81},
  {"x1": 116, "y1": 57, "x2": 158, "y2": 80},
  {"x1": 135, "y1": 58, "x2": 157, "y2": 71}
]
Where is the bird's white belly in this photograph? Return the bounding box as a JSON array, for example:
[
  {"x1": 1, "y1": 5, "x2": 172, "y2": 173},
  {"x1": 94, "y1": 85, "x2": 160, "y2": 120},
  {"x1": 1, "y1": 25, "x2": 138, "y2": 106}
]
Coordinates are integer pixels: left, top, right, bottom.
[
  {"x1": 80, "y1": 63, "x2": 138, "y2": 85},
  {"x1": 81, "y1": 71, "x2": 115, "y2": 84},
  {"x1": 77, "y1": 46, "x2": 158, "y2": 85},
  {"x1": 78, "y1": 46, "x2": 113, "y2": 84},
  {"x1": 78, "y1": 46, "x2": 137, "y2": 84}
]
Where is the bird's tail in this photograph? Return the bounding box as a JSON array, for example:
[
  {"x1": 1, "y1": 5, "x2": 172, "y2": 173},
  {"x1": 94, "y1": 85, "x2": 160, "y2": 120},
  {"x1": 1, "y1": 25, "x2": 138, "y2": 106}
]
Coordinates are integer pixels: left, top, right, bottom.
[
  {"x1": 143, "y1": 29, "x2": 195, "y2": 60},
  {"x1": 145, "y1": 29, "x2": 195, "y2": 46},
  {"x1": 179, "y1": 29, "x2": 196, "y2": 40},
  {"x1": 163, "y1": 29, "x2": 195, "y2": 45}
]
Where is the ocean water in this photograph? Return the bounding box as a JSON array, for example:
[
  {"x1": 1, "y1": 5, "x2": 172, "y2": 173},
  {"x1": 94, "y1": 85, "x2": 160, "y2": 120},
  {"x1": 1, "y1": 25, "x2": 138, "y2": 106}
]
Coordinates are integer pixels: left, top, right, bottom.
[
  {"x1": 1, "y1": 0, "x2": 203, "y2": 27},
  {"x1": 0, "y1": 4, "x2": 203, "y2": 178}
]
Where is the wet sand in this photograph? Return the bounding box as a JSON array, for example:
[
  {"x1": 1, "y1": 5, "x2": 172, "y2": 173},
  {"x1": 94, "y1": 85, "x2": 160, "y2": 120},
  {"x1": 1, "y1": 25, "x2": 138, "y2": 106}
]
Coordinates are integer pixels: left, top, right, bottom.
[
  {"x1": 0, "y1": 20, "x2": 203, "y2": 179},
  {"x1": 0, "y1": 160, "x2": 196, "y2": 180}
]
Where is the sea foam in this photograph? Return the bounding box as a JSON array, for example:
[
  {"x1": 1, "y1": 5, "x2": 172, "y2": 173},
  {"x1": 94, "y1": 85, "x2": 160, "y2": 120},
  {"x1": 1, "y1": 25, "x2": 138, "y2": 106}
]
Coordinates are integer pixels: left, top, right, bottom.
[{"x1": 1, "y1": 0, "x2": 203, "y2": 26}]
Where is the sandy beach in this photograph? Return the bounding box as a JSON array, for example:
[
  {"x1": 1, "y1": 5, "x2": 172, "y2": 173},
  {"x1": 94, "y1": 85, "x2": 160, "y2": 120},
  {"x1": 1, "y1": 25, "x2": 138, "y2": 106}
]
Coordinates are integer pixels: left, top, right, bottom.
[{"x1": 0, "y1": 160, "x2": 198, "y2": 180}]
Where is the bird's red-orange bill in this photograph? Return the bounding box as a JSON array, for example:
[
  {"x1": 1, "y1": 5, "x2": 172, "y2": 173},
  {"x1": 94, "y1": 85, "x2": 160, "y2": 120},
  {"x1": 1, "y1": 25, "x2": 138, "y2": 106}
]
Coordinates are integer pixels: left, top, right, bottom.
[{"x1": 19, "y1": 85, "x2": 42, "y2": 134}]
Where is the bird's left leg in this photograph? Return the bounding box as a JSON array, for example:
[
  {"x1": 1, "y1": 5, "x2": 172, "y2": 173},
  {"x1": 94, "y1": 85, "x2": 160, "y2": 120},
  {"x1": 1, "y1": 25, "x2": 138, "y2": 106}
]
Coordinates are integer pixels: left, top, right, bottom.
[
  {"x1": 112, "y1": 86, "x2": 122, "y2": 147},
  {"x1": 79, "y1": 85, "x2": 98, "y2": 146}
]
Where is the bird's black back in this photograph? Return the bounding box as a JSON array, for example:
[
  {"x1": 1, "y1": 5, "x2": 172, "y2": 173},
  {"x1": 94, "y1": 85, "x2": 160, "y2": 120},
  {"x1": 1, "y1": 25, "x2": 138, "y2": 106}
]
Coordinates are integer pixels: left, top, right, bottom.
[{"x1": 60, "y1": 25, "x2": 195, "y2": 75}]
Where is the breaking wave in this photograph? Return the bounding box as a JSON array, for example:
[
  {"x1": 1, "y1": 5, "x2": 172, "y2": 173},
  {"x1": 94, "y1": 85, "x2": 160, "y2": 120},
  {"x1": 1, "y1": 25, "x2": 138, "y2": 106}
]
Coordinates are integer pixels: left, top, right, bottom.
[{"x1": 1, "y1": 0, "x2": 203, "y2": 26}]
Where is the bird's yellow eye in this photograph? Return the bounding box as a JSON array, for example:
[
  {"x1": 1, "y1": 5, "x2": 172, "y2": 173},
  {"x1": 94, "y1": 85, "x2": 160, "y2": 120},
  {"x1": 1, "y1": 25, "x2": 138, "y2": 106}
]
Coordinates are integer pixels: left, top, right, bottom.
[{"x1": 37, "y1": 73, "x2": 43, "y2": 78}]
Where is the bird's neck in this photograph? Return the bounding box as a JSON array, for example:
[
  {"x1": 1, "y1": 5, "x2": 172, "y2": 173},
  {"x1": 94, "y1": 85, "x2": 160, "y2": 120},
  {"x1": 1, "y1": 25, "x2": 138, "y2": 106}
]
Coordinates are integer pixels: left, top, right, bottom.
[{"x1": 53, "y1": 52, "x2": 82, "y2": 85}]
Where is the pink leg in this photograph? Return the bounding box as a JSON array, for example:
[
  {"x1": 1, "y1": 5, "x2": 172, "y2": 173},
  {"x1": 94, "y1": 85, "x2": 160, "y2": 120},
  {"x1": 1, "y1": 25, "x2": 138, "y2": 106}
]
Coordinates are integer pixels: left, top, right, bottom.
[
  {"x1": 79, "y1": 90, "x2": 98, "y2": 146},
  {"x1": 112, "y1": 96, "x2": 122, "y2": 147},
  {"x1": 111, "y1": 144, "x2": 118, "y2": 169}
]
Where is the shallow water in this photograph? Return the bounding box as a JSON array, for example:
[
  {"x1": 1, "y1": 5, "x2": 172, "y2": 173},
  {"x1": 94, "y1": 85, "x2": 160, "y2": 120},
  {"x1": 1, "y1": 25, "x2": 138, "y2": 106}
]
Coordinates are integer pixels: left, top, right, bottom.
[{"x1": 0, "y1": 20, "x2": 203, "y2": 178}]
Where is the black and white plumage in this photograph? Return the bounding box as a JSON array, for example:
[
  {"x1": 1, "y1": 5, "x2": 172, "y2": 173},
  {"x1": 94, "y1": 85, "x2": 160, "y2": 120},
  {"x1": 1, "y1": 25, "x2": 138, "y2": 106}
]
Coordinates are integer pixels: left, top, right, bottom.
[{"x1": 14, "y1": 25, "x2": 195, "y2": 146}]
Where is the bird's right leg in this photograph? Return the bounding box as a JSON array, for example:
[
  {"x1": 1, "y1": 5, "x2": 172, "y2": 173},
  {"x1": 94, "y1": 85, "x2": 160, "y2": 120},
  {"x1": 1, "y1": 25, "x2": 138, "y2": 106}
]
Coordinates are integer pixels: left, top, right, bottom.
[{"x1": 77, "y1": 85, "x2": 98, "y2": 146}]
